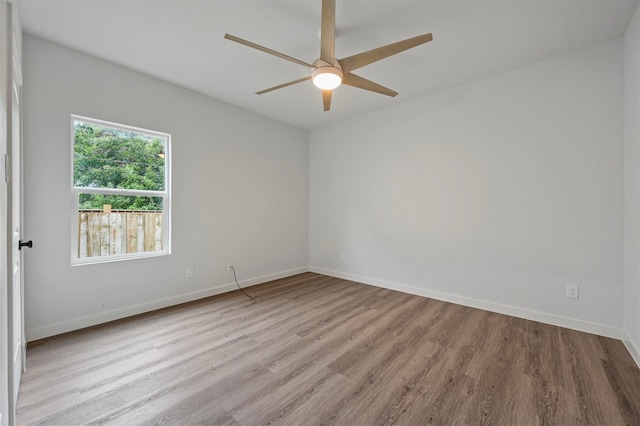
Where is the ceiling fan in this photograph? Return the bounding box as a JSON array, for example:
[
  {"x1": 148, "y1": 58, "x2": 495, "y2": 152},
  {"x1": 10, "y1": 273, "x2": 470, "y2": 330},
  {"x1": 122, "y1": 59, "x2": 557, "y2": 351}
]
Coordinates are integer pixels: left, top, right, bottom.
[{"x1": 224, "y1": 0, "x2": 433, "y2": 112}]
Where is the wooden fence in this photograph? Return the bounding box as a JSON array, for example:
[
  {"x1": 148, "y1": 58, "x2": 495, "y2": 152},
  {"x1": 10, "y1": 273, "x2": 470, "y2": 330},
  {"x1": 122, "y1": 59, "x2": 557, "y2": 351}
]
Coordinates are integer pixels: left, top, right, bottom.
[{"x1": 78, "y1": 210, "x2": 163, "y2": 258}]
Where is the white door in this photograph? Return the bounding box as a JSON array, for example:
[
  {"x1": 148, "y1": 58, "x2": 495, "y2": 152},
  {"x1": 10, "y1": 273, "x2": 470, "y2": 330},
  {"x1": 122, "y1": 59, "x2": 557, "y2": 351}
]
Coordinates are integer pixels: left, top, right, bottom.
[
  {"x1": 0, "y1": 3, "x2": 10, "y2": 424},
  {"x1": 9, "y1": 0, "x2": 23, "y2": 409},
  {"x1": 0, "y1": 2, "x2": 10, "y2": 425}
]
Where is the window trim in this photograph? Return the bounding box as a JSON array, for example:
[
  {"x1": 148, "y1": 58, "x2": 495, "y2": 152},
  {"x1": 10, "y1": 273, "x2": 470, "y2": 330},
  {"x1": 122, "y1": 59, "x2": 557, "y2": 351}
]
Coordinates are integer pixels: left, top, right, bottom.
[{"x1": 70, "y1": 115, "x2": 172, "y2": 266}]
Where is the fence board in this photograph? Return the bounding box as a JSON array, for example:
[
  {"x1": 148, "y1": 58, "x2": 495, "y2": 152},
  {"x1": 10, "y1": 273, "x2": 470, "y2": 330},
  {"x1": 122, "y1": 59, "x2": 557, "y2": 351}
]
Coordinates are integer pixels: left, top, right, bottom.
[
  {"x1": 126, "y1": 213, "x2": 138, "y2": 254},
  {"x1": 88, "y1": 213, "x2": 101, "y2": 257},
  {"x1": 79, "y1": 213, "x2": 88, "y2": 258}
]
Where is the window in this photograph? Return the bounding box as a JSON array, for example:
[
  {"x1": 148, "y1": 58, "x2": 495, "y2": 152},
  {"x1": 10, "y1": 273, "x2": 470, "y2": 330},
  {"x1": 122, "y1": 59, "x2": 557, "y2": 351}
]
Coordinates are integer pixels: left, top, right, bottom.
[{"x1": 71, "y1": 115, "x2": 171, "y2": 265}]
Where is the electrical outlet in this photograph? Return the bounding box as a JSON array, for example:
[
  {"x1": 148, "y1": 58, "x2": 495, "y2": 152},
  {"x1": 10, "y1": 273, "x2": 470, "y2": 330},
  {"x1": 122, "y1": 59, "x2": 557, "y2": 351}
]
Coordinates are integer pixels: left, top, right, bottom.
[
  {"x1": 227, "y1": 262, "x2": 233, "y2": 271},
  {"x1": 340, "y1": 253, "x2": 345, "y2": 262},
  {"x1": 186, "y1": 267, "x2": 194, "y2": 278},
  {"x1": 566, "y1": 284, "x2": 579, "y2": 299}
]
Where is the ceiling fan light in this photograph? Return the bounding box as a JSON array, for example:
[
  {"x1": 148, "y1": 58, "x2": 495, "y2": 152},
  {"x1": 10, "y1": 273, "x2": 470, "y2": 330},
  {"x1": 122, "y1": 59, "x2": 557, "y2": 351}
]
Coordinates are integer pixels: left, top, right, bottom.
[{"x1": 312, "y1": 67, "x2": 343, "y2": 90}]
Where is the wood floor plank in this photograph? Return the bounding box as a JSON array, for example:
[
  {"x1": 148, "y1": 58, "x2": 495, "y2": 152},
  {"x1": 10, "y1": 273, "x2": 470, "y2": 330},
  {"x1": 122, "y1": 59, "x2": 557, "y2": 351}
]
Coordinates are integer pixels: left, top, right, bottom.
[{"x1": 16, "y1": 272, "x2": 640, "y2": 425}]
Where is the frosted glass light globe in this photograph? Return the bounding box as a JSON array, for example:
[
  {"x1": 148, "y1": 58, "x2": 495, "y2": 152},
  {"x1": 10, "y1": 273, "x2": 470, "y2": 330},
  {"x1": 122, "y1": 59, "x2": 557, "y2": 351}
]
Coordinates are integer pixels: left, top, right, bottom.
[{"x1": 312, "y1": 67, "x2": 343, "y2": 90}]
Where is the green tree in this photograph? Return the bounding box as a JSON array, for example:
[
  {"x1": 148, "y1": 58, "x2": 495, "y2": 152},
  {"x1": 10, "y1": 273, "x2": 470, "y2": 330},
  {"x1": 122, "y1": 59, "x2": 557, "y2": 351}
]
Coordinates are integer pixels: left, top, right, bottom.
[{"x1": 74, "y1": 121, "x2": 165, "y2": 210}]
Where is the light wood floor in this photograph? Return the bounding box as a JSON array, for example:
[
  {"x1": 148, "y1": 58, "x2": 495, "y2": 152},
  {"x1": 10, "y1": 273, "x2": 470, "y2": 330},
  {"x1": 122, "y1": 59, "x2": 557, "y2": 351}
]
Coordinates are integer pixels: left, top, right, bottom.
[{"x1": 16, "y1": 273, "x2": 640, "y2": 425}]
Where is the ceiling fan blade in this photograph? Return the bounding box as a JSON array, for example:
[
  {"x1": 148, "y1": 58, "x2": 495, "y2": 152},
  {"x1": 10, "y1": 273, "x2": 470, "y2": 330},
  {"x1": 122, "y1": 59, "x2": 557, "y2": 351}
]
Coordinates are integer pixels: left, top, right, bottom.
[
  {"x1": 256, "y1": 76, "x2": 312, "y2": 95},
  {"x1": 320, "y1": 0, "x2": 336, "y2": 63},
  {"x1": 342, "y1": 73, "x2": 398, "y2": 97},
  {"x1": 338, "y1": 33, "x2": 433, "y2": 73},
  {"x1": 225, "y1": 34, "x2": 314, "y2": 69},
  {"x1": 322, "y1": 90, "x2": 332, "y2": 111}
]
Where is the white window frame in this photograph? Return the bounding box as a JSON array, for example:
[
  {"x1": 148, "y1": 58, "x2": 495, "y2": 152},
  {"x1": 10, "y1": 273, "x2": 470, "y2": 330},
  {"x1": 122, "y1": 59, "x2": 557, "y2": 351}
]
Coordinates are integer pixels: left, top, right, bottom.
[{"x1": 70, "y1": 115, "x2": 171, "y2": 265}]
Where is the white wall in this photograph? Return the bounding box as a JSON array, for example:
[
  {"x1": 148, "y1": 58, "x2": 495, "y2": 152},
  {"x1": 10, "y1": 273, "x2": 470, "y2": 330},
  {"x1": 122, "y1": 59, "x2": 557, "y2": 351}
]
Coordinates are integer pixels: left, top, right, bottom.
[
  {"x1": 624, "y1": 5, "x2": 640, "y2": 366},
  {"x1": 310, "y1": 39, "x2": 624, "y2": 338},
  {"x1": 23, "y1": 35, "x2": 309, "y2": 341}
]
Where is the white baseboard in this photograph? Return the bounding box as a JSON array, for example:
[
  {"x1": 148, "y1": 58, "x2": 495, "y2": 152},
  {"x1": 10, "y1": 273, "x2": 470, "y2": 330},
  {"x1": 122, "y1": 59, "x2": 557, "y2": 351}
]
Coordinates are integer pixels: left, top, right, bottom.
[
  {"x1": 309, "y1": 266, "x2": 623, "y2": 340},
  {"x1": 623, "y1": 330, "x2": 640, "y2": 369},
  {"x1": 26, "y1": 266, "x2": 309, "y2": 342}
]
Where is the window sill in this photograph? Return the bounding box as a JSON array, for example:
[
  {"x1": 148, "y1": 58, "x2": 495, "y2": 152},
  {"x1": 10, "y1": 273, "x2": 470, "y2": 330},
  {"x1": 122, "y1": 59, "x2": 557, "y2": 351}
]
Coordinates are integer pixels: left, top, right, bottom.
[{"x1": 71, "y1": 250, "x2": 171, "y2": 267}]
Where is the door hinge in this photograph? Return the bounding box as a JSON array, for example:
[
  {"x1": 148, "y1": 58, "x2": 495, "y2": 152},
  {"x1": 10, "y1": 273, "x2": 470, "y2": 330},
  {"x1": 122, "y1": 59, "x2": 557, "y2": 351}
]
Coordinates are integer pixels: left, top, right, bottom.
[{"x1": 4, "y1": 153, "x2": 10, "y2": 183}]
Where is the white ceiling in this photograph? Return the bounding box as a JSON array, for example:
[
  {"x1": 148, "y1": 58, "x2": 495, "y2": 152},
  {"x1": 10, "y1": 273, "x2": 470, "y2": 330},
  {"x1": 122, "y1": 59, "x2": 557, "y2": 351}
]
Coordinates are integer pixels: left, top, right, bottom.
[{"x1": 17, "y1": 0, "x2": 638, "y2": 129}]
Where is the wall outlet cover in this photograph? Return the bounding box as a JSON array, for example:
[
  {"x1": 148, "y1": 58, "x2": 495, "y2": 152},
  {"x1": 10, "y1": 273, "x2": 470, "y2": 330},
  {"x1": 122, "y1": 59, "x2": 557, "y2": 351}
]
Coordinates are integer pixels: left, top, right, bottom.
[{"x1": 566, "y1": 284, "x2": 579, "y2": 299}]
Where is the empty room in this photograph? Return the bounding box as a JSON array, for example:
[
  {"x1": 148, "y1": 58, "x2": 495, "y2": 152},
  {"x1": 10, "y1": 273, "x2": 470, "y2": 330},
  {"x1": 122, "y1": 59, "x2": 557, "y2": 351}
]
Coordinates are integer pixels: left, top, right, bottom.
[{"x1": 1, "y1": 0, "x2": 640, "y2": 424}]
